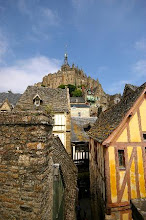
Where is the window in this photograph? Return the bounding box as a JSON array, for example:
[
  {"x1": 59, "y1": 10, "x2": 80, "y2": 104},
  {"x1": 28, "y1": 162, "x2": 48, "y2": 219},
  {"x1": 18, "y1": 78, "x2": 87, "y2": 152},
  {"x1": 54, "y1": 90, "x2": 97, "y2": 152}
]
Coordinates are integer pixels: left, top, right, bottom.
[
  {"x1": 143, "y1": 133, "x2": 146, "y2": 141},
  {"x1": 118, "y1": 150, "x2": 125, "y2": 169},
  {"x1": 33, "y1": 94, "x2": 42, "y2": 107},
  {"x1": 78, "y1": 112, "x2": 81, "y2": 117},
  {"x1": 34, "y1": 97, "x2": 40, "y2": 106}
]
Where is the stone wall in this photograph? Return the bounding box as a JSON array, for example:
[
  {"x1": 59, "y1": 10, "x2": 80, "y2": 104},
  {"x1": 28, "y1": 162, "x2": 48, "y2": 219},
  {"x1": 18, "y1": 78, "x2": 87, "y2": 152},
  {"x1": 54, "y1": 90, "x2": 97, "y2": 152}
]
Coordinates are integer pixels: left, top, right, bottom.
[
  {"x1": 52, "y1": 137, "x2": 78, "y2": 220},
  {"x1": 89, "y1": 138, "x2": 106, "y2": 220},
  {"x1": 0, "y1": 111, "x2": 77, "y2": 220},
  {"x1": 0, "y1": 111, "x2": 54, "y2": 220},
  {"x1": 131, "y1": 198, "x2": 146, "y2": 220}
]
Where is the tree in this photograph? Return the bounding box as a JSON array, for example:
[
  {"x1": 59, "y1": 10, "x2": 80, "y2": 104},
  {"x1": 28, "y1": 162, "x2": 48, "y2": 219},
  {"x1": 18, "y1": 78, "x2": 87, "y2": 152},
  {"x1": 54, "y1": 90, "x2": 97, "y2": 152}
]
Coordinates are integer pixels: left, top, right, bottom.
[
  {"x1": 58, "y1": 84, "x2": 77, "y2": 96},
  {"x1": 67, "y1": 84, "x2": 76, "y2": 95},
  {"x1": 72, "y1": 89, "x2": 82, "y2": 97},
  {"x1": 58, "y1": 84, "x2": 66, "y2": 89}
]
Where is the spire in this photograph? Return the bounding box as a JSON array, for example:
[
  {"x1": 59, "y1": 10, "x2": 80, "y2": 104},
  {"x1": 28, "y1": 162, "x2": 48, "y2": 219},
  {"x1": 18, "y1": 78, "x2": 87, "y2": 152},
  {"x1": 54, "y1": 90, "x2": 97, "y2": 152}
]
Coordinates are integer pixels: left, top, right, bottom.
[
  {"x1": 64, "y1": 44, "x2": 68, "y2": 65},
  {"x1": 64, "y1": 53, "x2": 68, "y2": 65}
]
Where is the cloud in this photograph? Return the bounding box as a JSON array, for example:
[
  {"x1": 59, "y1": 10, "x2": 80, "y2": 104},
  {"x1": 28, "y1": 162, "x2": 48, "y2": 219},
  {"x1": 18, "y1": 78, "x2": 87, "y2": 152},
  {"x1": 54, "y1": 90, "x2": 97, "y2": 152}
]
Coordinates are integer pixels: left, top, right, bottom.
[
  {"x1": 108, "y1": 59, "x2": 146, "y2": 94},
  {"x1": 0, "y1": 56, "x2": 61, "y2": 93},
  {"x1": 107, "y1": 80, "x2": 131, "y2": 94},
  {"x1": 17, "y1": 0, "x2": 60, "y2": 26},
  {"x1": 133, "y1": 59, "x2": 146, "y2": 76},
  {"x1": 40, "y1": 8, "x2": 60, "y2": 26},
  {"x1": 72, "y1": 0, "x2": 95, "y2": 11},
  {"x1": 17, "y1": 0, "x2": 60, "y2": 41},
  {"x1": 0, "y1": 31, "x2": 8, "y2": 63},
  {"x1": 135, "y1": 38, "x2": 146, "y2": 51},
  {"x1": 97, "y1": 66, "x2": 108, "y2": 73},
  {"x1": 17, "y1": 0, "x2": 32, "y2": 17}
]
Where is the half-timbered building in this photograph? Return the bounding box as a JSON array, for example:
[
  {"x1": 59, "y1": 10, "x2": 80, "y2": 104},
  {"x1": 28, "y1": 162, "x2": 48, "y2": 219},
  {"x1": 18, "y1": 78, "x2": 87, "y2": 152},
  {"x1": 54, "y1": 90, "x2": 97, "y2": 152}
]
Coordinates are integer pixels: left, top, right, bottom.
[{"x1": 88, "y1": 82, "x2": 146, "y2": 220}]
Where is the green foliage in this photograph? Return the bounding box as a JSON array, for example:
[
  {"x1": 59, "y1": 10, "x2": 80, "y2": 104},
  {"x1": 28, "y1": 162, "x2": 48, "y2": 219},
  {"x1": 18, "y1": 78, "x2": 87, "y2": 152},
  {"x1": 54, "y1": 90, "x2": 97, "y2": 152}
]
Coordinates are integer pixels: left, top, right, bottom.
[
  {"x1": 72, "y1": 89, "x2": 82, "y2": 97},
  {"x1": 67, "y1": 84, "x2": 76, "y2": 94},
  {"x1": 44, "y1": 104, "x2": 54, "y2": 116},
  {"x1": 58, "y1": 84, "x2": 66, "y2": 89},
  {"x1": 58, "y1": 84, "x2": 77, "y2": 96}
]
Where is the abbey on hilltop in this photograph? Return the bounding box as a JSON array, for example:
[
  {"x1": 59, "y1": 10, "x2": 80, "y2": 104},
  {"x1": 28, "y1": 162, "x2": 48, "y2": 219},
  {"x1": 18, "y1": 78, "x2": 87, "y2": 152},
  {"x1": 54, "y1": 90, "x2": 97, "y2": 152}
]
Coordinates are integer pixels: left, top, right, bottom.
[{"x1": 35, "y1": 53, "x2": 121, "y2": 114}]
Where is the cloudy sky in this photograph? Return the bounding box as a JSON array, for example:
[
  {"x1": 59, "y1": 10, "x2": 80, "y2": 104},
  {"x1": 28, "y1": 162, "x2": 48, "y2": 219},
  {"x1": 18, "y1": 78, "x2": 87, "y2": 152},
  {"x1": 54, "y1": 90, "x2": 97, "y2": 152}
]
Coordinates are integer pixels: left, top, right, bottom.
[{"x1": 0, "y1": 0, "x2": 146, "y2": 94}]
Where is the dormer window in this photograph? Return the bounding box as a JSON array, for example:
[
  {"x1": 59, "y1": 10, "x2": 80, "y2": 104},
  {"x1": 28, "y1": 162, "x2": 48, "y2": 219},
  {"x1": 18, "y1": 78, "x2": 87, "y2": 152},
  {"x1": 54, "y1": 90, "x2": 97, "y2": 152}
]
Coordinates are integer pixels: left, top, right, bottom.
[
  {"x1": 35, "y1": 97, "x2": 40, "y2": 106},
  {"x1": 33, "y1": 94, "x2": 42, "y2": 107}
]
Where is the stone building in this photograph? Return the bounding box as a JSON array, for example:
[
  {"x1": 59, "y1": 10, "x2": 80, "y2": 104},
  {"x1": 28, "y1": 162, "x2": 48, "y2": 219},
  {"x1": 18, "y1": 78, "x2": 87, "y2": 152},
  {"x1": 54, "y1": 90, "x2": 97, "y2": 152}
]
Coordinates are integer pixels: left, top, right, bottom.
[
  {"x1": 14, "y1": 86, "x2": 71, "y2": 155},
  {"x1": 40, "y1": 62, "x2": 100, "y2": 90},
  {"x1": 70, "y1": 97, "x2": 90, "y2": 118},
  {"x1": 36, "y1": 54, "x2": 115, "y2": 113},
  {"x1": 0, "y1": 91, "x2": 21, "y2": 111},
  {"x1": 0, "y1": 111, "x2": 77, "y2": 220},
  {"x1": 71, "y1": 117, "x2": 97, "y2": 163},
  {"x1": 88, "y1": 83, "x2": 146, "y2": 220},
  {"x1": 131, "y1": 198, "x2": 146, "y2": 219}
]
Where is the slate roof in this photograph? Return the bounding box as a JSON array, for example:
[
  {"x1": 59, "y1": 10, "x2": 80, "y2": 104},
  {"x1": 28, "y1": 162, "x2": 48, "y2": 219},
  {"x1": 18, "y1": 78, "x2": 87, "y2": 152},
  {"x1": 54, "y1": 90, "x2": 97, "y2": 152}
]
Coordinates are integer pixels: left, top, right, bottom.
[
  {"x1": 15, "y1": 86, "x2": 70, "y2": 113},
  {"x1": 0, "y1": 92, "x2": 21, "y2": 106},
  {"x1": 122, "y1": 84, "x2": 138, "y2": 98},
  {"x1": 71, "y1": 117, "x2": 97, "y2": 143},
  {"x1": 71, "y1": 104, "x2": 90, "y2": 108},
  {"x1": 88, "y1": 82, "x2": 146, "y2": 143},
  {"x1": 70, "y1": 97, "x2": 85, "y2": 103}
]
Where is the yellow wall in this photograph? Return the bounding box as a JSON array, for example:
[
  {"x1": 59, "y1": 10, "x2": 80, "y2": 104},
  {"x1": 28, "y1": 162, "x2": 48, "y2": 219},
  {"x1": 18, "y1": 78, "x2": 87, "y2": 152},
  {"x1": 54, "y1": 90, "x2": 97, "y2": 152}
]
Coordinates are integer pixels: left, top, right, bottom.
[
  {"x1": 109, "y1": 96, "x2": 146, "y2": 206},
  {"x1": 117, "y1": 128, "x2": 128, "y2": 142},
  {"x1": 137, "y1": 147, "x2": 146, "y2": 197},
  {"x1": 139, "y1": 99, "x2": 146, "y2": 131},
  {"x1": 121, "y1": 212, "x2": 130, "y2": 220},
  {"x1": 0, "y1": 102, "x2": 11, "y2": 111},
  {"x1": 108, "y1": 147, "x2": 117, "y2": 203},
  {"x1": 129, "y1": 112, "x2": 141, "y2": 142}
]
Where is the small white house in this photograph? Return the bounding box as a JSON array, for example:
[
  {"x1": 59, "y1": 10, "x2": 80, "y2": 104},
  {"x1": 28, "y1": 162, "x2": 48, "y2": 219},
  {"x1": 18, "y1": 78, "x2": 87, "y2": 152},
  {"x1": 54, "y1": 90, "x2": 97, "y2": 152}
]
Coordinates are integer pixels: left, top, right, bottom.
[{"x1": 70, "y1": 97, "x2": 90, "y2": 117}]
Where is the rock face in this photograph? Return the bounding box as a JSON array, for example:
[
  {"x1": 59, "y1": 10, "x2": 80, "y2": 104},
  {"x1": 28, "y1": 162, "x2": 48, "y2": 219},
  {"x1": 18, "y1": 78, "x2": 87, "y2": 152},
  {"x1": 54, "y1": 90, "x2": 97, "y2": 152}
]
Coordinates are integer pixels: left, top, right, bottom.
[{"x1": 0, "y1": 111, "x2": 77, "y2": 220}]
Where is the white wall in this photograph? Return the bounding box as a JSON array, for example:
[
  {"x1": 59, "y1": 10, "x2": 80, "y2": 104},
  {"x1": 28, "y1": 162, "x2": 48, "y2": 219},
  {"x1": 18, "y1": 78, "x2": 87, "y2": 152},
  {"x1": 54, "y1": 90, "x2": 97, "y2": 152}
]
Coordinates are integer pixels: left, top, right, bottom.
[
  {"x1": 71, "y1": 107, "x2": 90, "y2": 117},
  {"x1": 53, "y1": 113, "x2": 66, "y2": 147}
]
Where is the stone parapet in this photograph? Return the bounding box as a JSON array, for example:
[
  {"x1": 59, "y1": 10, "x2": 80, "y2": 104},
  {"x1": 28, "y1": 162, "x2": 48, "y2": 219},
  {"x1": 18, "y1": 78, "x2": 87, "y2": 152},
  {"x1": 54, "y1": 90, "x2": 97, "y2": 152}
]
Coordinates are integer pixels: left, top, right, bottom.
[
  {"x1": 0, "y1": 111, "x2": 54, "y2": 219},
  {"x1": 0, "y1": 111, "x2": 53, "y2": 125}
]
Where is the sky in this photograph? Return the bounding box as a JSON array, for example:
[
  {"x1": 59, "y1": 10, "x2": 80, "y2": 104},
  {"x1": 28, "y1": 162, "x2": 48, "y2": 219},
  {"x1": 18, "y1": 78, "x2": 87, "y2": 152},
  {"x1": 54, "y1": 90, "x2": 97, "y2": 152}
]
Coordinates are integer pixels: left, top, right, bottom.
[{"x1": 0, "y1": 0, "x2": 146, "y2": 94}]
